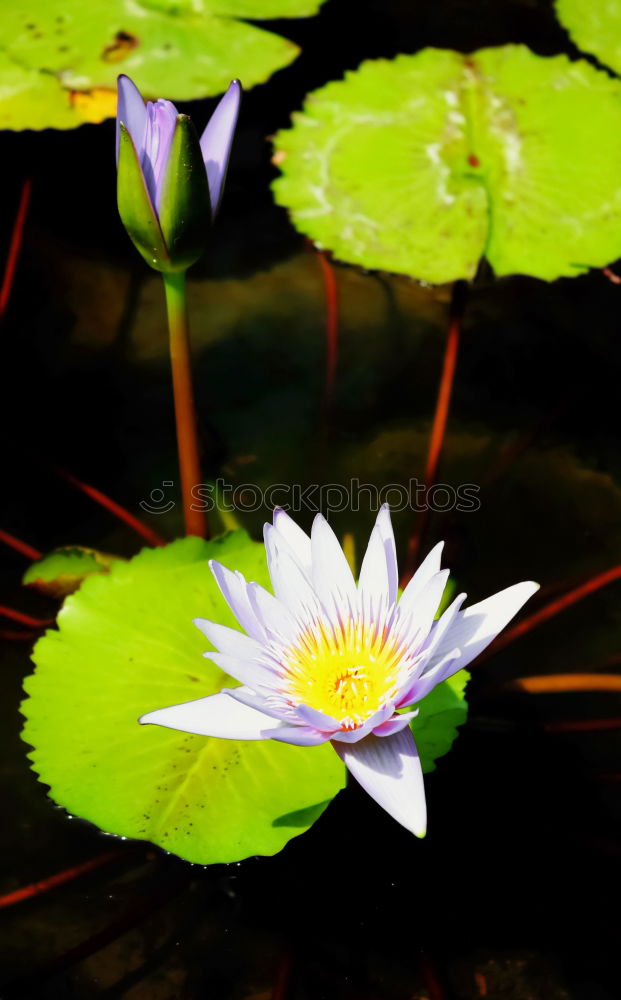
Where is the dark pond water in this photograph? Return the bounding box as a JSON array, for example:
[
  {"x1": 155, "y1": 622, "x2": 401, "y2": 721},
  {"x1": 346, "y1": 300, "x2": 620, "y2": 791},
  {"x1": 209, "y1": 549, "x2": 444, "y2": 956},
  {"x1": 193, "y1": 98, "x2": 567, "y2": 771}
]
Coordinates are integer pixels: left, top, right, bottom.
[{"x1": 0, "y1": 1, "x2": 619, "y2": 997}]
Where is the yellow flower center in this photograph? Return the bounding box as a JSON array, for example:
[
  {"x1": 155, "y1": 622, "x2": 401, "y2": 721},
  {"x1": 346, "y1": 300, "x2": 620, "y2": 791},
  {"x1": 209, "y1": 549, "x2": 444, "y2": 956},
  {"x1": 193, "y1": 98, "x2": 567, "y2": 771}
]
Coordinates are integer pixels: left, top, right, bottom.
[{"x1": 282, "y1": 618, "x2": 405, "y2": 728}]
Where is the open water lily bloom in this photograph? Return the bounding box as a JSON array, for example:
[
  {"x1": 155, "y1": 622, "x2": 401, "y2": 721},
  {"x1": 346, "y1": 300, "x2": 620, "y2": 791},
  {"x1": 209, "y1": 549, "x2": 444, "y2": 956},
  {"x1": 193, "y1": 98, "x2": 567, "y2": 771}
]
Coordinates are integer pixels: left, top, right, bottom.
[{"x1": 141, "y1": 508, "x2": 538, "y2": 836}]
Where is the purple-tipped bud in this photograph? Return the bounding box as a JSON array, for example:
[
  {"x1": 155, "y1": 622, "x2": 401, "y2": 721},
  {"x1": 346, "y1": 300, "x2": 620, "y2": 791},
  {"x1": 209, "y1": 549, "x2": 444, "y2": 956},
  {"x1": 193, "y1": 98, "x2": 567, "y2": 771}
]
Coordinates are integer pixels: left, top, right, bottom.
[{"x1": 116, "y1": 76, "x2": 241, "y2": 272}]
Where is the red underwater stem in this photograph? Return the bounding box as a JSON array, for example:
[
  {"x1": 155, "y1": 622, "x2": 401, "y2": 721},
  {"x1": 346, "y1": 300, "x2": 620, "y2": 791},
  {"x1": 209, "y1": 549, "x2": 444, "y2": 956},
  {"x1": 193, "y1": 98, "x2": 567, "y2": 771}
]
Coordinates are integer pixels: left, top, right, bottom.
[
  {"x1": 418, "y1": 950, "x2": 450, "y2": 1000},
  {"x1": 497, "y1": 673, "x2": 621, "y2": 695},
  {"x1": 0, "y1": 850, "x2": 122, "y2": 910},
  {"x1": 402, "y1": 280, "x2": 467, "y2": 585},
  {"x1": 271, "y1": 949, "x2": 295, "y2": 1000},
  {"x1": 0, "y1": 629, "x2": 39, "y2": 642},
  {"x1": 2, "y1": 870, "x2": 190, "y2": 993},
  {"x1": 0, "y1": 178, "x2": 32, "y2": 321},
  {"x1": 602, "y1": 267, "x2": 621, "y2": 285},
  {"x1": 0, "y1": 528, "x2": 41, "y2": 561},
  {"x1": 55, "y1": 466, "x2": 165, "y2": 547},
  {"x1": 478, "y1": 564, "x2": 621, "y2": 663},
  {"x1": 316, "y1": 248, "x2": 339, "y2": 417},
  {"x1": 0, "y1": 605, "x2": 54, "y2": 629},
  {"x1": 543, "y1": 717, "x2": 621, "y2": 733}
]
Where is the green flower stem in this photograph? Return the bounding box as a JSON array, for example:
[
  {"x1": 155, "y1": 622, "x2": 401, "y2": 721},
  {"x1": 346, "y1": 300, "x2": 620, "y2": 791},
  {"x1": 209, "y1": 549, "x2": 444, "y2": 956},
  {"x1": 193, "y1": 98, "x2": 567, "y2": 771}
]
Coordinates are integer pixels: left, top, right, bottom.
[{"x1": 162, "y1": 271, "x2": 207, "y2": 539}]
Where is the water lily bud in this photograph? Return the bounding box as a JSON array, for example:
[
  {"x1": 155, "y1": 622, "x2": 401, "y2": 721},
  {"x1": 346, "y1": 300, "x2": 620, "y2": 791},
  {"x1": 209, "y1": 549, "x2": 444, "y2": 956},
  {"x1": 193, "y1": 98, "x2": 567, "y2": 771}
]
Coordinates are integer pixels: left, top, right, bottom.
[{"x1": 116, "y1": 76, "x2": 241, "y2": 272}]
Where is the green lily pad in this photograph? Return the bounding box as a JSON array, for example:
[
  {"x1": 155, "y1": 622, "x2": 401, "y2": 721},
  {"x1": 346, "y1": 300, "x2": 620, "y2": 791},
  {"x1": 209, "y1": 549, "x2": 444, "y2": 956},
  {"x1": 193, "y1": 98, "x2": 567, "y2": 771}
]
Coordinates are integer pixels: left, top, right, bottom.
[
  {"x1": 21, "y1": 532, "x2": 346, "y2": 864},
  {"x1": 22, "y1": 545, "x2": 120, "y2": 598},
  {"x1": 21, "y1": 530, "x2": 468, "y2": 859},
  {"x1": 272, "y1": 45, "x2": 621, "y2": 282},
  {"x1": 415, "y1": 670, "x2": 469, "y2": 774},
  {"x1": 555, "y1": 0, "x2": 621, "y2": 76},
  {"x1": 1, "y1": 0, "x2": 325, "y2": 131}
]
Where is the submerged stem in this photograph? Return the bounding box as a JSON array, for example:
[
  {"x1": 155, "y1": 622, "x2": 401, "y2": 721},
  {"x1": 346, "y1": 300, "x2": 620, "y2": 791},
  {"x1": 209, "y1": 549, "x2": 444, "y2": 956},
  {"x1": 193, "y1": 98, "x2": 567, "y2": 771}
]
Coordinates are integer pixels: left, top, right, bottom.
[
  {"x1": 162, "y1": 271, "x2": 207, "y2": 538},
  {"x1": 401, "y1": 279, "x2": 468, "y2": 586}
]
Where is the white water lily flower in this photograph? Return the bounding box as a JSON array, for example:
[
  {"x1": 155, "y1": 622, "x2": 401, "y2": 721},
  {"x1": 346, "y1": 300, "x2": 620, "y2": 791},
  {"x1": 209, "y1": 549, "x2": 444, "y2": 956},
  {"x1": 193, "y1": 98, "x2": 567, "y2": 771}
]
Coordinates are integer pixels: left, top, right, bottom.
[{"x1": 141, "y1": 507, "x2": 538, "y2": 836}]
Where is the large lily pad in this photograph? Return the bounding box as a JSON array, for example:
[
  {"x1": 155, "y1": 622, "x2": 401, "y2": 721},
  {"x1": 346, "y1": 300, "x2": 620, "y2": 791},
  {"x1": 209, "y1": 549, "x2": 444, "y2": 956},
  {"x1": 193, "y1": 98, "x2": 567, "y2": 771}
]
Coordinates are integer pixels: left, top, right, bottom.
[
  {"x1": 272, "y1": 45, "x2": 621, "y2": 282},
  {"x1": 21, "y1": 533, "x2": 346, "y2": 863},
  {"x1": 555, "y1": 0, "x2": 621, "y2": 76},
  {"x1": 21, "y1": 530, "x2": 468, "y2": 861},
  {"x1": 1, "y1": 0, "x2": 325, "y2": 131}
]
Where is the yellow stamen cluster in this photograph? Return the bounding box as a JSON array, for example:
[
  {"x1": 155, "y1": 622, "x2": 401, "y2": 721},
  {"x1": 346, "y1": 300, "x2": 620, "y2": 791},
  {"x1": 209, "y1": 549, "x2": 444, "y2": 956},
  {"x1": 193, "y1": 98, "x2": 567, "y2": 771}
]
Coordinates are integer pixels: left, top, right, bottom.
[{"x1": 283, "y1": 617, "x2": 406, "y2": 728}]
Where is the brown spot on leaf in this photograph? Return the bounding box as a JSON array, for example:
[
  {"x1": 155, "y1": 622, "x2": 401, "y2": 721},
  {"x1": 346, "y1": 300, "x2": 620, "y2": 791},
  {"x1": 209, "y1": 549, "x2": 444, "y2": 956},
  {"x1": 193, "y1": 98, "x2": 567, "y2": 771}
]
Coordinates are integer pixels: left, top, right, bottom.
[{"x1": 102, "y1": 30, "x2": 139, "y2": 64}]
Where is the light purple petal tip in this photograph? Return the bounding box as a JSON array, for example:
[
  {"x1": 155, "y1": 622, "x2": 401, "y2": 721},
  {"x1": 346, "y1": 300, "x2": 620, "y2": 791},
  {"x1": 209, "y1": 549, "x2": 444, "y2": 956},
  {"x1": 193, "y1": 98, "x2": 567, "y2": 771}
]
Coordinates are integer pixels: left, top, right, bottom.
[
  {"x1": 116, "y1": 75, "x2": 147, "y2": 165},
  {"x1": 330, "y1": 705, "x2": 394, "y2": 744},
  {"x1": 333, "y1": 729, "x2": 427, "y2": 837},
  {"x1": 396, "y1": 648, "x2": 461, "y2": 706},
  {"x1": 263, "y1": 723, "x2": 331, "y2": 747},
  {"x1": 373, "y1": 709, "x2": 419, "y2": 738},
  {"x1": 200, "y1": 79, "x2": 242, "y2": 216},
  {"x1": 142, "y1": 99, "x2": 179, "y2": 209},
  {"x1": 295, "y1": 704, "x2": 340, "y2": 733},
  {"x1": 139, "y1": 692, "x2": 274, "y2": 740}
]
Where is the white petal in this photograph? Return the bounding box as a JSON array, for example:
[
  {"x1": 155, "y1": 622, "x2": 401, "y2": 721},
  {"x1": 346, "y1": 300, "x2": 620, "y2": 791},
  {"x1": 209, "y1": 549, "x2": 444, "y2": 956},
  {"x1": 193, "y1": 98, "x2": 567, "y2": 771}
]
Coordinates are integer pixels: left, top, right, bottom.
[
  {"x1": 358, "y1": 517, "x2": 393, "y2": 614},
  {"x1": 419, "y1": 591, "x2": 467, "y2": 666},
  {"x1": 375, "y1": 504, "x2": 399, "y2": 604},
  {"x1": 311, "y1": 514, "x2": 357, "y2": 618},
  {"x1": 139, "y1": 692, "x2": 273, "y2": 740},
  {"x1": 398, "y1": 541, "x2": 444, "y2": 617},
  {"x1": 204, "y1": 651, "x2": 279, "y2": 691},
  {"x1": 246, "y1": 581, "x2": 299, "y2": 646},
  {"x1": 333, "y1": 729, "x2": 427, "y2": 837},
  {"x1": 209, "y1": 561, "x2": 267, "y2": 642},
  {"x1": 397, "y1": 648, "x2": 461, "y2": 706},
  {"x1": 272, "y1": 508, "x2": 312, "y2": 571},
  {"x1": 193, "y1": 619, "x2": 264, "y2": 660},
  {"x1": 396, "y1": 569, "x2": 450, "y2": 650},
  {"x1": 426, "y1": 580, "x2": 540, "y2": 671},
  {"x1": 263, "y1": 539, "x2": 323, "y2": 622},
  {"x1": 224, "y1": 685, "x2": 293, "y2": 722}
]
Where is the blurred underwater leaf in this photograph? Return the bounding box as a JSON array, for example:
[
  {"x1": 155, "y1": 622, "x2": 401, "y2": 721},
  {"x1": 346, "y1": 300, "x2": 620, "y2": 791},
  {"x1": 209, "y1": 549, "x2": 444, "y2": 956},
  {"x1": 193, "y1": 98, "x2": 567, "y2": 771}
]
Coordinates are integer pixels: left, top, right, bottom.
[
  {"x1": 273, "y1": 45, "x2": 621, "y2": 282},
  {"x1": 1, "y1": 0, "x2": 326, "y2": 131},
  {"x1": 22, "y1": 545, "x2": 120, "y2": 598}
]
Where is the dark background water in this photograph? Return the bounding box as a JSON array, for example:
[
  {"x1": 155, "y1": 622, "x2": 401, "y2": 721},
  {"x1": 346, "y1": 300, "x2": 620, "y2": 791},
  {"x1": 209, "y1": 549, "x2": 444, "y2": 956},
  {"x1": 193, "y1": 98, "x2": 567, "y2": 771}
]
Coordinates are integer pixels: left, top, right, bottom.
[{"x1": 1, "y1": 1, "x2": 620, "y2": 997}]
